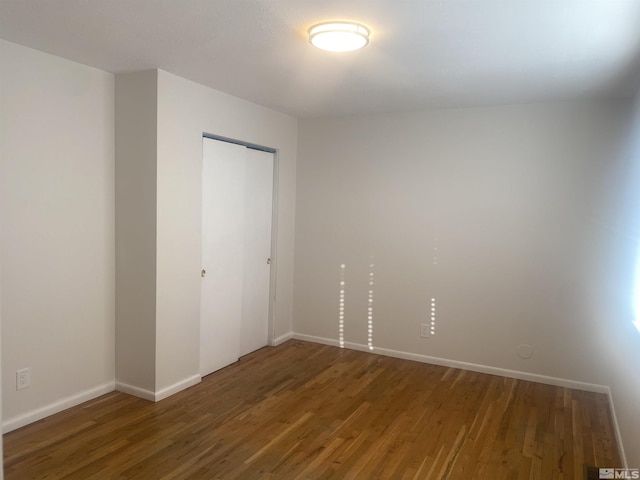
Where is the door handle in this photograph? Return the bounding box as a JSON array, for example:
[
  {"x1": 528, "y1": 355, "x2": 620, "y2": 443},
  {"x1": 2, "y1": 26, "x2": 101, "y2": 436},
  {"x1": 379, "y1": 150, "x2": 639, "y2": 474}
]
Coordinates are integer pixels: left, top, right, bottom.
[
  {"x1": 266, "y1": 258, "x2": 271, "y2": 265},
  {"x1": 201, "y1": 269, "x2": 206, "y2": 277}
]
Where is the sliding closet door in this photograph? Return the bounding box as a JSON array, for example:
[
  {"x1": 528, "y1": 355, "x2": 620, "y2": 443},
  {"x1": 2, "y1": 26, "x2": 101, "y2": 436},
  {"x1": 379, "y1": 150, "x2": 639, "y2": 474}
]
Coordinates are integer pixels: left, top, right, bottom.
[
  {"x1": 200, "y1": 139, "x2": 246, "y2": 376},
  {"x1": 200, "y1": 138, "x2": 274, "y2": 377},
  {"x1": 240, "y1": 148, "x2": 274, "y2": 356}
]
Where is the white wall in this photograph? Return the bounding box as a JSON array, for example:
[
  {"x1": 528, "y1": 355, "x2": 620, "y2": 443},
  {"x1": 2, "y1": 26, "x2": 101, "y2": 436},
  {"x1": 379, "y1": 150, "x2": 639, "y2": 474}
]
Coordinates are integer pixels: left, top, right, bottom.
[
  {"x1": 114, "y1": 71, "x2": 158, "y2": 394},
  {"x1": 0, "y1": 195, "x2": 4, "y2": 477},
  {"x1": 593, "y1": 95, "x2": 640, "y2": 467},
  {"x1": 155, "y1": 70, "x2": 297, "y2": 393},
  {"x1": 0, "y1": 40, "x2": 115, "y2": 430},
  {"x1": 295, "y1": 102, "x2": 637, "y2": 458}
]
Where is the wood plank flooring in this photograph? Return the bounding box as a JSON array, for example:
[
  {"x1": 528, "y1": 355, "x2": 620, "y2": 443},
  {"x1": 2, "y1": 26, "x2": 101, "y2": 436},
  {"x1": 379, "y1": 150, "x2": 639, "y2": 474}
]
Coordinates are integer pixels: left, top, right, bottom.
[{"x1": 3, "y1": 340, "x2": 622, "y2": 479}]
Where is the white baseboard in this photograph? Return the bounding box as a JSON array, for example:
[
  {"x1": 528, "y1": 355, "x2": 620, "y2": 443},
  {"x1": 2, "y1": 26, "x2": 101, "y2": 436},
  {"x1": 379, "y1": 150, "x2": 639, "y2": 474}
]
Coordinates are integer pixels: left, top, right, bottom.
[
  {"x1": 115, "y1": 381, "x2": 155, "y2": 401},
  {"x1": 117, "y1": 374, "x2": 201, "y2": 402},
  {"x1": 271, "y1": 331, "x2": 294, "y2": 346},
  {"x1": 606, "y1": 388, "x2": 628, "y2": 468},
  {"x1": 292, "y1": 333, "x2": 611, "y2": 394},
  {"x1": 2, "y1": 374, "x2": 202, "y2": 433},
  {"x1": 154, "y1": 374, "x2": 200, "y2": 402},
  {"x1": 2, "y1": 381, "x2": 115, "y2": 434}
]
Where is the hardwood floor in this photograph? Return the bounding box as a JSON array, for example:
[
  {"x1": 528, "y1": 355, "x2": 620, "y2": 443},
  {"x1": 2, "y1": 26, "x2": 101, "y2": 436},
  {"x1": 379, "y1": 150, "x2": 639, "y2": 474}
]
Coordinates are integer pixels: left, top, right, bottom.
[{"x1": 4, "y1": 340, "x2": 621, "y2": 479}]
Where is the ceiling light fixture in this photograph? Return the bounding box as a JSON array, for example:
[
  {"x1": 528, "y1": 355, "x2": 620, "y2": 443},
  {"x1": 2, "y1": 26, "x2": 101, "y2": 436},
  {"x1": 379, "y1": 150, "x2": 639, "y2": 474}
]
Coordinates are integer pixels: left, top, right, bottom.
[{"x1": 308, "y1": 22, "x2": 370, "y2": 52}]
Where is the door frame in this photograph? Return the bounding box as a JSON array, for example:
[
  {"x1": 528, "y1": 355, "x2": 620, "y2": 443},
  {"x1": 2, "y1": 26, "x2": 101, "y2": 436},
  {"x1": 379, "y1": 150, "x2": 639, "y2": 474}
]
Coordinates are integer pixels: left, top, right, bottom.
[{"x1": 201, "y1": 133, "x2": 279, "y2": 350}]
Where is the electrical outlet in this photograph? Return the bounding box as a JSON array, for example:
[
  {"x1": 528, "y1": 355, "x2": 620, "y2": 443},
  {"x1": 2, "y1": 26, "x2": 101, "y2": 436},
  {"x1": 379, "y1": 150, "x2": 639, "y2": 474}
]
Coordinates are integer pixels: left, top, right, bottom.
[
  {"x1": 420, "y1": 324, "x2": 430, "y2": 338},
  {"x1": 16, "y1": 368, "x2": 31, "y2": 390}
]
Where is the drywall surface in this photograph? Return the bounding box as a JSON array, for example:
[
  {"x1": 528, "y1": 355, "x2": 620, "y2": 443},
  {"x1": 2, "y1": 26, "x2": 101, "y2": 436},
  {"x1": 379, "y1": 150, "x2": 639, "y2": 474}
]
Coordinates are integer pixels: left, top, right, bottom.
[
  {"x1": 114, "y1": 71, "x2": 158, "y2": 393},
  {"x1": 0, "y1": 197, "x2": 4, "y2": 478},
  {"x1": 155, "y1": 70, "x2": 297, "y2": 392},
  {"x1": 594, "y1": 95, "x2": 640, "y2": 467},
  {"x1": 295, "y1": 102, "x2": 635, "y2": 444},
  {"x1": 0, "y1": 40, "x2": 115, "y2": 425}
]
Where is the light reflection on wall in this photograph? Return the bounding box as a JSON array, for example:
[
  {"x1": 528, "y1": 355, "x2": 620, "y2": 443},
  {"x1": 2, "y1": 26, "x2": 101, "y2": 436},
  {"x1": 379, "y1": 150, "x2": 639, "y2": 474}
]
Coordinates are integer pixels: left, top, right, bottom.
[
  {"x1": 339, "y1": 264, "x2": 346, "y2": 348},
  {"x1": 634, "y1": 251, "x2": 640, "y2": 334},
  {"x1": 430, "y1": 298, "x2": 436, "y2": 335},
  {"x1": 368, "y1": 261, "x2": 374, "y2": 350},
  {"x1": 431, "y1": 237, "x2": 438, "y2": 335},
  {"x1": 433, "y1": 237, "x2": 438, "y2": 265},
  {"x1": 634, "y1": 254, "x2": 640, "y2": 332}
]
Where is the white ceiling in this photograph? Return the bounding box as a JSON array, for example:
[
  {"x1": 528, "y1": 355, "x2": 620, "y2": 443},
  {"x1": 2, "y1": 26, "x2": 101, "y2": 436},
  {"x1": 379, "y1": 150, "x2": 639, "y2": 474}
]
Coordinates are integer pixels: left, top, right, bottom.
[{"x1": 1, "y1": 0, "x2": 640, "y2": 118}]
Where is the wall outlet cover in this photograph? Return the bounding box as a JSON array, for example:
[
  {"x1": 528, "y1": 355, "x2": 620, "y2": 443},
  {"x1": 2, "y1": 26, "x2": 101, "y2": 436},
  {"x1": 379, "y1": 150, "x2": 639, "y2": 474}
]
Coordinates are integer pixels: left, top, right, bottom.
[
  {"x1": 16, "y1": 368, "x2": 31, "y2": 390},
  {"x1": 420, "y1": 324, "x2": 430, "y2": 337}
]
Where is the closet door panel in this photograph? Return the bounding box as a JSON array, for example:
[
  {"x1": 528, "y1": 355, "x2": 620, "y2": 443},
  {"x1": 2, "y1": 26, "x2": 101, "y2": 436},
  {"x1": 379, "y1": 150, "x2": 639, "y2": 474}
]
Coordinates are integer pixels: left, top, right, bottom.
[
  {"x1": 200, "y1": 138, "x2": 245, "y2": 376},
  {"x1": 240, "y1": 148, "x2": 274, "y2": 357}
]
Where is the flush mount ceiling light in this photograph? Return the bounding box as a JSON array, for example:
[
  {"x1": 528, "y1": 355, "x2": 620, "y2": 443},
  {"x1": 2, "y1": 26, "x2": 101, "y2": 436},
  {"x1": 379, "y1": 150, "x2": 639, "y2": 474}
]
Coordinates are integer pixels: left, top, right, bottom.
[{"x1": 308, "y1": 22, "x2": 370, "y2": 52}]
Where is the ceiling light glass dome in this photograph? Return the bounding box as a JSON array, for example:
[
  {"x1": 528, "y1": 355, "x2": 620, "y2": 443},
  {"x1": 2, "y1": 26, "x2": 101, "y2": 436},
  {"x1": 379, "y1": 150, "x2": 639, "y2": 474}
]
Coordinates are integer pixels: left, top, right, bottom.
[{"x1": 309, "y1": 22, "x2": 370, "y2": 52}]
